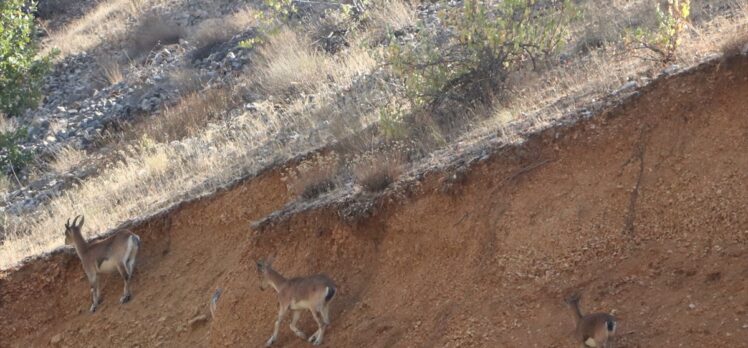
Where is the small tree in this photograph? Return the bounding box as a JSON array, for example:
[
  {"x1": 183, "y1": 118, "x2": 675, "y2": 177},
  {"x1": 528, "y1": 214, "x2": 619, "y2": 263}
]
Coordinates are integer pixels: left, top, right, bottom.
[
  {"x1": 0, "y1": 127, "x2": 32, "y2": 176},
  {"x1": 384, "y1": 0, "x2": 576, "y2": 112},
  {"x1": 0, "y1": 0, "x2": 54, "y2": 116},
  {"x1": 626, "y1": 0, "x2": 691, "y2": 64}
]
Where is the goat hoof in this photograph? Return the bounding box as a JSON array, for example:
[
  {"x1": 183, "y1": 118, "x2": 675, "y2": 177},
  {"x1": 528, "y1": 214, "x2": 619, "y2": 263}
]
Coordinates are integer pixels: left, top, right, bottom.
[
  {"x1": 265, "y1": 338, "x2": 275, "y2": 347},
  {"x1": 308, "y1": 335, "x2": 321, "y2": 345},
  {"x1": 120, "y1": 294, "x2": 131, "y2": 304},
  {"x1": 90, "y1": 305, "x2": 97, "y2": 313}
]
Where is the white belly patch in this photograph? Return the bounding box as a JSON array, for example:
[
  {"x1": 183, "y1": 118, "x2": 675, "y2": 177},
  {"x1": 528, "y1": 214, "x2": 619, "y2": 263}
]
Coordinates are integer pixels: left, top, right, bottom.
[
  {"x1": 290, "y1": 300, "x2": 310, "y2": 310},
  {"x1": 98, "y1": 258, "x2": 118, "y2": 273}
]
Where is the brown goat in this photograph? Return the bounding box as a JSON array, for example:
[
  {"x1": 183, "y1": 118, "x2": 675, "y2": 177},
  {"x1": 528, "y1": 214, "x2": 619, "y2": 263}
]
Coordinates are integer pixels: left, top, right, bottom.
[
  {"x1": 256, "y1": 257, "x2": 337, "y2": 346},
  {"x1": 64, "y1": 215, "x2": 141, "y2": 312},
  {"x1": 565, "y1": 293, "x2": 617, "y2": 347}
]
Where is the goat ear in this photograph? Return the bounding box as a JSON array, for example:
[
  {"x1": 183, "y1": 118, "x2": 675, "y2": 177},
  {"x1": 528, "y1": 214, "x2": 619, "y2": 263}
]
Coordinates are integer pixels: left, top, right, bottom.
[
  {"x1": 78, "y1": 215, "x2": 85, "y2": 228},
  {"x1": 65, "y1": 218, "x2": 70, "y2": 229}
]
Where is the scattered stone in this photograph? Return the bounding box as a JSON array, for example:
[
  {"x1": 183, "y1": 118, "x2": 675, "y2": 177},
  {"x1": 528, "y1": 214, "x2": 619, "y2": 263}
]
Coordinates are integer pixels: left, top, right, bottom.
[{"x1": 50, "y1": 333, "x2": 62, "y2": 345}]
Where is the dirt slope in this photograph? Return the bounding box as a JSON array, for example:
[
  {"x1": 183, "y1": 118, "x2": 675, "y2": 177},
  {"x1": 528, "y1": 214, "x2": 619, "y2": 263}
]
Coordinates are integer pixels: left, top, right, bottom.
[{"x1": 2, "y1": 56, "x2": 748, "y2": 347}]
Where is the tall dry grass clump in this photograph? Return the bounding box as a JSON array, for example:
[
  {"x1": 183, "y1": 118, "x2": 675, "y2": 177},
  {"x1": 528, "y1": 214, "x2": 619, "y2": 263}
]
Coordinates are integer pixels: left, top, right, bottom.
[
  {"x1": 50, "y1": 145, "x2": 86, "y2": 174},
  {"x1": 352, "y1": 152, "x2": 403, "y2": 193},
  {"x1": 251, "y1": 28, "x2": 374, "y2": 96},
  {"x1": 96, "y1": 58, "x2": 124, "y2": 85},
  {"x1": 190, "y1": 8, "x2": 257, "y2": 60},
  {"x1": 42, "y1": 0, "x2": 132, "y2": 58},
  {"x1": 136, "y1": 87, "x2": 235, "y2": 142},
  {"x1": 368, "y1": 0, "x2": 415, "y2": 37},
  {"x1": 129, "y1": 13, "x2": 184, "y2": 56},
  {"x1": 283, "y1": 153, "x2": 340, "y2": 200}
]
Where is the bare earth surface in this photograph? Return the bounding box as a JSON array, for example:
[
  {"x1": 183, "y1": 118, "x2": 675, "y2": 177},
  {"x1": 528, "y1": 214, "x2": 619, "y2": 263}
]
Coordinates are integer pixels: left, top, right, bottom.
[{"x1": 1, "y1": 57, "x2": 747, "y2": 347}]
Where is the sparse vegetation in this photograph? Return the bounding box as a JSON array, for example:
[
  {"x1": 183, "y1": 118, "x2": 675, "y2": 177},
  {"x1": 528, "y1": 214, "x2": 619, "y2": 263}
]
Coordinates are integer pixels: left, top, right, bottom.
[
  {"x1": 720, "y1": 31, "x2": 748, "y2": 57},
  {"x1": 50, "y1": 145, "x2": 86, "y2": 174},
  {"x1": 0, "y1": 0, "x2": 55, "y2": 116},
  {"x1": 283, "y1": 153, "x2": 340, "y2": 200},
  {"x1": 625, "y1": 0, "x2": 691, "y2": 63},
  {"x1": 129, "y1": 13, "x2": 183, "y2": 56},
  {"x1": 2, "y1": 0, "x2": 747, "y2": 271},
  {"x1": 135, "y1": 87, "x2": 235, "y2": 143},
  {"x1": 96, "y1": 58, "x2": 124, "y2": 85},
  {"x1": 0, "y1": 127, "x2": 32, "y2": 176},
  {"x1": 190, "y1": 8, "x2": 257, "y2": 61},
  {"x1": 385, "y1": 0, "x2": 577, "y2": 112},
  {"x1": 352, "y1": 152, "x2": 402, "y2": 193}
]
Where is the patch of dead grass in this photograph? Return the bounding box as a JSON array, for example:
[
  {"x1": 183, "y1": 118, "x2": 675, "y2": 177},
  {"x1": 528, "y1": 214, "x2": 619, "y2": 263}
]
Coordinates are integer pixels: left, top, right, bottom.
[
  {"x1": 352, "y1": 152, "x2": 403, "y2": 193},
  {"x1": 250, "y1": 28, "x2": 374, "y2": 97},
  {"x1": 190, "y1": 8, "x2": 257, "y2": 61},
  {"x1": 42, "y1": 0, "x2": 131, "y2": 58},
  {"x1": 50, "y1": 146, "x2": 87, "y2": 175},
  {"x1": 137, "y1": 87, "x2": 236, "y2": 143},
  {"x1": 128, "y1": 13, "x2": 184, "y2": 56},
  {"x1": 283, "y1": 153, "x2": 340, "y2": 200},
  {"x1": 368, "y1": 0, "x2": 415, "y2": 35},
  {"x1": 96, "y1": 58, "x2": 124, "y2": 86}
]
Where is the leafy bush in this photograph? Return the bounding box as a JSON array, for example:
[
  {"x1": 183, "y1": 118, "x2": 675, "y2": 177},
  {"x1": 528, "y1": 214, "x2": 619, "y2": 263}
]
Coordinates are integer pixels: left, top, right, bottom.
[
  {"x1": 384, "y1": 0, "x2": 576, "y2": 112},
  {"x1": 0, "y1": 127, "x2": 32, "y2": 175},
  {"x1": 625, "y1": 0, "x2": 691, "y2": 63},
  {"x1": 0, "y1": 0, "x2": 55, "y2": 116}
]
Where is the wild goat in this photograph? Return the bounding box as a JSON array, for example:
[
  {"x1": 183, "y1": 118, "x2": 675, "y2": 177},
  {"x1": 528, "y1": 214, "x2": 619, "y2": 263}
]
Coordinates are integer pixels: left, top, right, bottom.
[
  {"x1": 565, "y1": 293, "x2": 617, "y2": 347},
  {"x1": 256, "y1": 257, "x2": 337, "y2": 346},
  {"x1": 63, "y1": 215, "x2": 141, "y2": 312}
]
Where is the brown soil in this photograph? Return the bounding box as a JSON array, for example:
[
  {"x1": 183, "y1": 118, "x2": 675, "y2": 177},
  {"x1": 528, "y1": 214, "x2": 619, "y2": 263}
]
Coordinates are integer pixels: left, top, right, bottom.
[{"x1": 2, "y1": 57, "x2": 748, "y2": 348}]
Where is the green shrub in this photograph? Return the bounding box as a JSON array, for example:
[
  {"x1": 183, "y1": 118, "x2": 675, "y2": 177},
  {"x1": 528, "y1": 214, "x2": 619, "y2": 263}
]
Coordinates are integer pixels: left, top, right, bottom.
[
  {"x1": 625, "y1": 0, "x2": 691, "y2": 63},
  {"x1": 0, "y1": 0, "x2": 55, "y2": 116},
  {"x1": 0, "y1": 127, "x2": 32, "y2": 175},
  {"x1": 384, "y1": 0, "x2": 577, "y2": 111}
]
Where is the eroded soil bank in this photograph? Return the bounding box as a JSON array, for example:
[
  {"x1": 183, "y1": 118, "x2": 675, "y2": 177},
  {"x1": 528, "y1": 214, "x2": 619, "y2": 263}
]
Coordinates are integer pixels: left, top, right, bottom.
[{"x1": 2, "y1": 57, "x2": 747, "y2": 347}]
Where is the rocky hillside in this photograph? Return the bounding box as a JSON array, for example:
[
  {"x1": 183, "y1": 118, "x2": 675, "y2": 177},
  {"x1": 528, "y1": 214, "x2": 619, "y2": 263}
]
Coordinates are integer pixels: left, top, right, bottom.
[
  {"x1": 1, "y1": 54, "x2": 747, "y2": 347},
  {"x1": 1, "y1": 0, "x2": 746, "y2": 269}
]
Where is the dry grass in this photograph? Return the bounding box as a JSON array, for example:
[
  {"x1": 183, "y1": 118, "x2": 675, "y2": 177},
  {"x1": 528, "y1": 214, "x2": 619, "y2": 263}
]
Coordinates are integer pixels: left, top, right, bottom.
[
  {"x1": 0, "y1": 175, "x2": 13, "y2": 197},
  {"x1": 41, "y1": 0, "x2": 132, "y2": 58},
  {"x1": 721, "y1": 31, "x2": 748, "y2": 57},
  {"x1": 352, "y1": 152, "x2": 403, "y2": 193},
  {"x1": 129, "y1": 13, "x2": 184, "y2": 56},
  {"x1": 251, "y1": 28, "x2": 375, "y2": 96},
  {"x1": 133, "y1": 87, "x2": 235, "y2": 143},
  {"x1": 127, "y1": 0, "x2": 147, "y2": 16},
  {"x1": 0, "y1": 86, "x2": 378, "y2": 269},
  {"x1": 96, "y1": 58, "x2": 124, "y2": 85},
  {"x1": 50, "y1": 146, "x2": 87, "y2": 174},
  {"x1": 4, "y1": 0, "x2": 746, "y2": 271},
  {"x1": 168, "y1": 67, "x2": 206, "y2": 94},
  {"x1": 0, "y1": 116, "x2": 19, "y2": 134},
  {"x1": 283, "y1": 153, "x2": 340, "y2": 200},
  {"x1": 190, "y1": 8, "x2": 257, "y2": 60},
  {"x1": 368, "y1": 0, "x2": 416, "y2": 35}
]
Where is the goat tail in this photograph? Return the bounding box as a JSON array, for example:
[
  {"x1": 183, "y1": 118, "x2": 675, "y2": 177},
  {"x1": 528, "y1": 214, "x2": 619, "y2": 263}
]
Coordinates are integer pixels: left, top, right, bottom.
[{"x1": 325, "y1": 286, "x2": 336, "y2": 302}]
